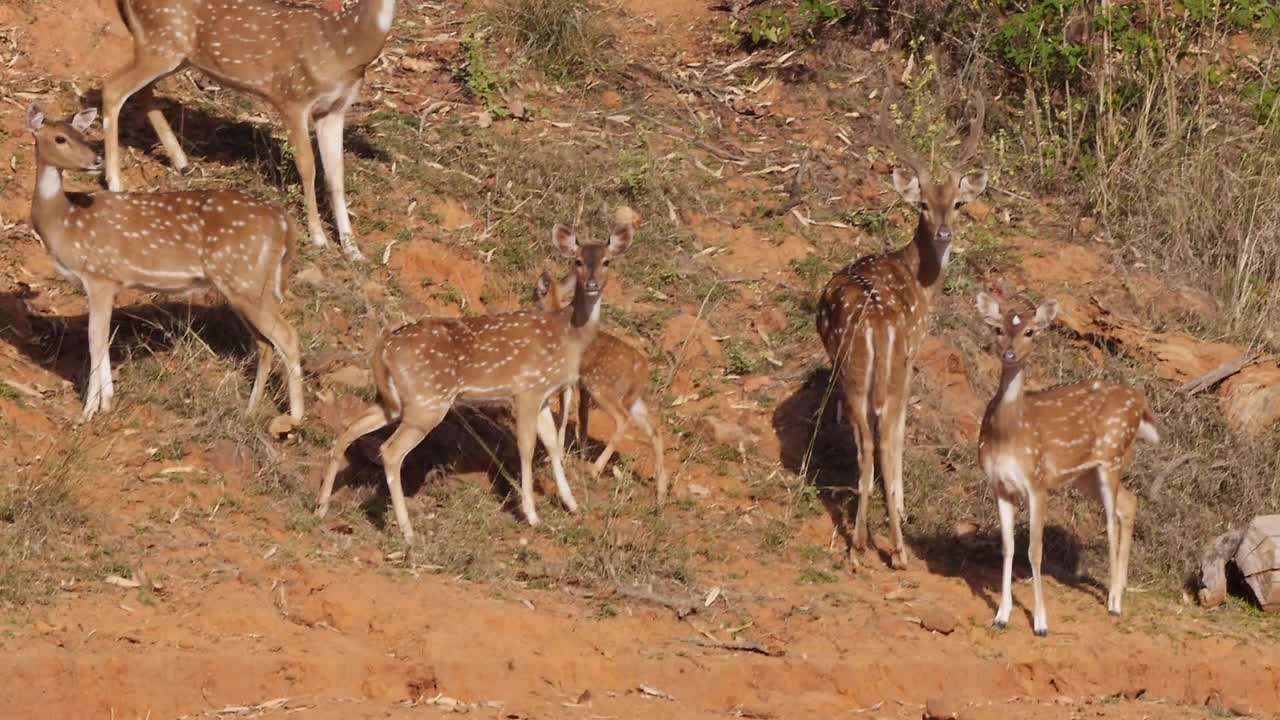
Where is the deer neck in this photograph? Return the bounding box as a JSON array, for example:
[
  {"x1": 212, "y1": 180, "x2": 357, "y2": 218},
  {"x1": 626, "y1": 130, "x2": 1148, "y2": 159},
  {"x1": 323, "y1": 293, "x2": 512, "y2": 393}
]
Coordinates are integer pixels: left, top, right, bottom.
[
  {"x1": 29, "y1": 156, "x2": 71, "y2": 243},
  {"x1": 333, "y1": 0, "x2": 395, "y2": 66},
  {"x1": 984, "y1": 361, "x2": 1027, "y2": 441},
  {"x1": 905, "y1": 217, "x2": 947, "y2": 291},
  {"x1": 564, "y1": 279, "x2": 603, "y2": 349}
]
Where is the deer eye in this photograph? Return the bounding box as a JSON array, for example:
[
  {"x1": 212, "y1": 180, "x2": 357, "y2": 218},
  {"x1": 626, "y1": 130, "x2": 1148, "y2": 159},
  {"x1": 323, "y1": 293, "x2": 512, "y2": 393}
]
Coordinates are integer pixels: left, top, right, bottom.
[
  {"x1": 602, "y1": 259, "x2": 611, "y2": 267},
  {"x1": 993, "y1": 327, "x2": 1003, "y2": 336},
  {"x1": 953, "y1": 201, "x2": 964, "y2": 209},
  {"x1": 55, "y1": 135, "x2": 67, "y2": 144},
  {"x1": 574, "y1": 259, "x2": 584, "y2": 267},
  {"x1": 1024, "y1": 329, "x2": 1034, "y2": 338},
  {"x1": 919, "y1": 202, "x2": 930, "y2": 212}
]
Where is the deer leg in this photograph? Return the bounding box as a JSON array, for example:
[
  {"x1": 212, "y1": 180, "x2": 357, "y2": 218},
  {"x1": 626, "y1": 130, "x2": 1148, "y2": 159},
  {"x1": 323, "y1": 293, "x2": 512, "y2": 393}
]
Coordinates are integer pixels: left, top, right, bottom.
[
  {"x1": 1094, "y1": 465, "x2": 1123, "y2": 616},
  {"x1": 848, "y1": 405, "x2": 874, "y2": 568},
  {"x1": 515, "y1": 395, "x2": 542, "y2": 526},
  {"x1": 629, "y1": 398, "x2": 668, "y2": 504},
  {"x1": 80, "y1": 278, "x2": 116, "y2": 422},
  {"x1": 317, "y1": 404, "x2": 392, "y2": 518},
  {"x1": 536, "y1": 405, "x2": 578, "y2": 513},
  {"x1": 101, "y1": 55, "x2": 182, "y2": 191},
  {"x1": 881, "y1": 399, "x2": 909, "y2": 570},
  {"x1": 231, "y1": 310, "x2": 273, "y2": 414},
  {"x1": 577, "y1": 385, "x2": 593, "y2": 451},
  {"x1": 314, "y1": 98, "x2": 363, "y2": 261},
  {"x1": 1028, "y1": 489, "x2": 1049, "y2": 637},
  {"x1": 135, "y1": 83, "x2": 190, "y2": 175},
  {"x1": 380, "y1": 420, "x2": 435, "y2": 546},
  {"x1": 994, "y1": 494, "x2": 1016, "y2": 629},
  {"x1": 1113, "y1": 484, "x2": 1139, "y2": 616},
  {"x1": 588, "y1": 393, "x2": 631, "y2": 478},
  {"x1": 281, "y1": 106, "x2": 329, "y2": 249},
  {"x1": 233, "y1": 300, "x2": 305, "y2": 422}
]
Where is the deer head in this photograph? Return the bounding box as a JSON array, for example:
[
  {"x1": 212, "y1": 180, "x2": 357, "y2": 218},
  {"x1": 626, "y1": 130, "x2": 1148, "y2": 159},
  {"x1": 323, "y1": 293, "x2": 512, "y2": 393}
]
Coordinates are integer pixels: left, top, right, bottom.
[
  {"x1": 976, "y1": 292, "x2": 1060, "y2": 368},
  {"x1": 876, "y1": 78, "x2": 988, "y2": 255},
  {"x1": 28, "y1": 105, "x2": 102, "y2": 173},
  {"x1": 553, "y1": 217, "x2": 634, "y2": 302}
]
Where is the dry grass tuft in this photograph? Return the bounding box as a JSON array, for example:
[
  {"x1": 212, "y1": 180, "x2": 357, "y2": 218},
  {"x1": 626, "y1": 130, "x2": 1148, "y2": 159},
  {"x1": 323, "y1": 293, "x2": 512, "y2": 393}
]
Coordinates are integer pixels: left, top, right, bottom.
[{"x1": 486, "y1": 0, "x2": 614, "y2": 80}]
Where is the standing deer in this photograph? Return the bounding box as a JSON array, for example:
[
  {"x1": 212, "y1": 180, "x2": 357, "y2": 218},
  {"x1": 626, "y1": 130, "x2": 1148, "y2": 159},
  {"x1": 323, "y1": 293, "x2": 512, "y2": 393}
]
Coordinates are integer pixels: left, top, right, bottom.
[
  {"x1": 975, "y1": 292, "x2": 1158, "y2": 636},
  {"x1": 101, "y1": 0, "x2": 398, "y2": 261},
  {"x1": 25, "y1": 105, "x2": 304, "y2": 423},
  {"x1": 815, "y1": 79, "x2": 988, "y2": 570},
  {"x1": 532, "y1": 270, "x2": 668, "y2": 503},
  {"x1": 315, "y1": 214, "x2": 635, "y2": 543}
]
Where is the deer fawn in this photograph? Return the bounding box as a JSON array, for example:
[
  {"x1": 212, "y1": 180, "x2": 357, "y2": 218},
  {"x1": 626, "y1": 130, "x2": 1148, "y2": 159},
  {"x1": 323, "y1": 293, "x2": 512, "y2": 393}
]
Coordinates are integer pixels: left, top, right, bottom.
[
  {"x1": 315, "y1": 215, "x2": 635, "y2": 543},
  {"x1": 532, "y1": 270, "x2": 668, "y2": 503},
  {"x1": 25, "y1": 105, "x2": 304, "y2": 423},
  {"x1": 815, "y1": 79, "x2": 988, "y2": 570},
  {"x1": 976, "y1": 292, "x2": 1159, "y2": 636},
  {"x1": 101, "y1": 0, "x2": 397, "y2": 261}
]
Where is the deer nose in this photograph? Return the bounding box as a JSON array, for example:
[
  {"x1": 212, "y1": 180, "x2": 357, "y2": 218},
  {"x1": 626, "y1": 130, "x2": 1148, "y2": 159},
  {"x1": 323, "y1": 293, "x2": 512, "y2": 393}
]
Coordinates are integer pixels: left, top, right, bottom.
[
  {"x1": 1002, "y1": 350, "x2": 1017, "y2": 363},
  {"x1": 585, "y1": 279, "x2": 600, "y2": 293},
  {"x1": 935, "y1": 227, "x2": 952, "y2": 243}
]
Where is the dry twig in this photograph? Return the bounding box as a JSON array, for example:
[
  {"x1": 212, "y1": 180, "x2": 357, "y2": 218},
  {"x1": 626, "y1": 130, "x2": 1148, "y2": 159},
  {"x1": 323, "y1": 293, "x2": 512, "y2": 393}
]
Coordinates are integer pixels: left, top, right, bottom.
[{"x1": 679, "y1": 635, "x2": 784, "y2": 656}]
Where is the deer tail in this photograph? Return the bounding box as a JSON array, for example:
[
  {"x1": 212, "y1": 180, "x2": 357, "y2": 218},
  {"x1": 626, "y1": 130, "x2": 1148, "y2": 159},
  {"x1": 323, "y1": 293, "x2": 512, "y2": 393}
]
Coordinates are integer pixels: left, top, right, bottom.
[
  {"x1": 1137, "y1": 404, "x2": 1161, "y2": 445},
  {"x1": 371, "y1": 331, "x2": 402, "y2": 420}
]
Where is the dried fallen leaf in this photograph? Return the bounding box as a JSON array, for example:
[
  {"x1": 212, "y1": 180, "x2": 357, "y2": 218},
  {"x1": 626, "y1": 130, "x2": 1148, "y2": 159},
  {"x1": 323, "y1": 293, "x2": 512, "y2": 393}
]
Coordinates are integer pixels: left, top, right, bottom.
[
  {"x1": 638, "y1": 684, "x2": 674, "y2": 700},
  {"x1": 105, "y1": 575, "x2": 141, "y2": 589}
]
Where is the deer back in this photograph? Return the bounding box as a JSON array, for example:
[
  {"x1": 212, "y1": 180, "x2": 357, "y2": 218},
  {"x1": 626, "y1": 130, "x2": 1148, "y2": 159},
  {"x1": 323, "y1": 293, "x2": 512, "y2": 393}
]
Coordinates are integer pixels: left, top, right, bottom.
[
  {"x1": 121, "y1": 0, "x2": 392, "y2": 103},
  {"x1": 35, "y1": 189, "x2": 293, "y2": 299},
  {"x1": 981, "y1": 380, "x2": 1154, "y2": 490},
  {"x1": 581, "y1": 331, "x2": 649, "y2": 407},
  {"x1": 378, "y1": 308, "x2": 583, "y2": 408},
  {"x1": 816, "y1": 250, "x2": 930, "y2": 378}
]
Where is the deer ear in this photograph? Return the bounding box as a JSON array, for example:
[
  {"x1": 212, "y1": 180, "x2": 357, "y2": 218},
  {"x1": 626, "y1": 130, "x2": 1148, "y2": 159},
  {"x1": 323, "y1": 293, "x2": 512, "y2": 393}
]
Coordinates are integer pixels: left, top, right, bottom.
[
  {"x1": 552, "y1": 224, "x2": 578, "y2": 258},
  {"x1": 1034, "y1": 299, "x2": 1060, "y2": 328},
  {"x1": 892, "y1": 168, "x2": 921, "y2": 205},
  {"x1": 27, "y1": 104, "x2": 45, "y2": 132},
  {"x1": 534, "y1": 271, "x2": 552, "y2": 297},
  {"x1": 608, "y1": 223, "x2": 634, "y2": 257},
  {"x1": 70, "y1": 107, "x2": 98, "y2": 132},
  {"x1": 957, "y1": 171, "x2": 988, "y2": 203},
  {"x1": 976, "y1": 292, "x2": 1003, "y2": 327}
]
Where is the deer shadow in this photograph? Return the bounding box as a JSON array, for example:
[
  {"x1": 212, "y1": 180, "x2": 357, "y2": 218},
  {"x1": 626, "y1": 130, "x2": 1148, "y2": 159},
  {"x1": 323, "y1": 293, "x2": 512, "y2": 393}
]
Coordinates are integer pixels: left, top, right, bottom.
[
  {"x1": 1, "y1": 287, "x2": 272, "y2": 403},
  {"x1": 771, "y1": 366, "x2": 898, "y2": 568},
  {"x1": 326, "y1": 405, "x2": 572, "y2": 531},
  {"x1": 79, "y1": 89, "x2": 387, "y2": 192},
  {"x1": 771, "y1": 366, "x2": 1096, "y2": 622}
]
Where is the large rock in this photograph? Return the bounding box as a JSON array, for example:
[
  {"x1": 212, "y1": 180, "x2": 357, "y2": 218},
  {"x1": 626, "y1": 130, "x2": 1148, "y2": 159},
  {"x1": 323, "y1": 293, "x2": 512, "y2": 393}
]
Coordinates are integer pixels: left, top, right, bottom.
[{"x1": 1235, "y1": 515, "x2": 1280, "y2": 612}]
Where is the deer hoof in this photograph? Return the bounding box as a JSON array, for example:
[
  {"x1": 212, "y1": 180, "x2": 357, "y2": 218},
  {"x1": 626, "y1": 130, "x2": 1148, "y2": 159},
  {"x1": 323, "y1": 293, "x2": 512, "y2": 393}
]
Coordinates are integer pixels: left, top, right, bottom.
[
  {"x1": 992, "y1": 620, "x2": 1008, "y2": 631},
  {"x1": 1034, "y1": 628, "x2": 1049, "y2": 638}
]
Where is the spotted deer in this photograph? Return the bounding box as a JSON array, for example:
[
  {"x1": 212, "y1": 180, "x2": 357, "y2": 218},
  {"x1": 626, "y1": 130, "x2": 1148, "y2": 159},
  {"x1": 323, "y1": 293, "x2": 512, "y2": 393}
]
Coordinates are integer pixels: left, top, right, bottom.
[
  {"x1": 25, "y1": 105, "x2": 304, "y2": 423},
  {"x1": 315, "y1": 214, "x2": 635, "y2": 543},
  {"x1": 532, "y1": 270, "x2": 668, "y2": 503},
  {"x1": 814, "y1": 78, "x2": 988, "y2": 571},
  {"x1": 976, "y1": 292, "x2": 1159, "y2": 636},
  {"x1": 101, "y1": 0, "x2": 397, "y2": 261}
]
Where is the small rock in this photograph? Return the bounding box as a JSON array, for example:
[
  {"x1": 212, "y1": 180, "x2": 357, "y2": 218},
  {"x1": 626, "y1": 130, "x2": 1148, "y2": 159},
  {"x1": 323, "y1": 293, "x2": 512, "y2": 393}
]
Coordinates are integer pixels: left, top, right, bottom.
[
  {"x1": 952, "y1": 520, "x2": 979, "y2": 540},
  {"x1": 924, "y1": 696, "x2": 960, "y2": 720},
  {"x1": 268, "y1": 414, "x2": 299, "y2": 438},
  {"x1": 961, "y1": 200, "x2": 991, "y2": 223},
  {"x1": 700, "y1": 416, "x2": 755, "y2": 446},
  {"x1": 1074, "y1": 215, "x2": 1097, "y2": 239},
  {"x1": 295, "y1": 263, "x2": 324, "y2": 286},
  {"x1": 919, "y1": 606, "x2": 958, "y2": 635},
  {"x1": 1228, "y1": 701, "x2": 1253, "y2": 717},
  {"x1": 476, "y1": 111, "x2": 493, "y2": 129},
  {"x1": 325, "y1": 365, "x2": 372, "y2": 390}
]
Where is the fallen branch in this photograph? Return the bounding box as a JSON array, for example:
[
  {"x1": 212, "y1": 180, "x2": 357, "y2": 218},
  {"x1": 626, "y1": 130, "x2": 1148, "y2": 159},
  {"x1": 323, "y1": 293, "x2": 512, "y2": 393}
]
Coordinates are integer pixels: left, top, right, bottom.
[
  {"x1": 614, "y1": 584, "x2": 698, "y2": 619},
  {"x1": 766, "y1": 149, "x2": 810, "y2": 217},
  {"x1": 1177, "y1": 349, "x2": 1262, "y2": 396},
  {"x1": 679, "y1": 635, "x2": 784, "y2": 657}
]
